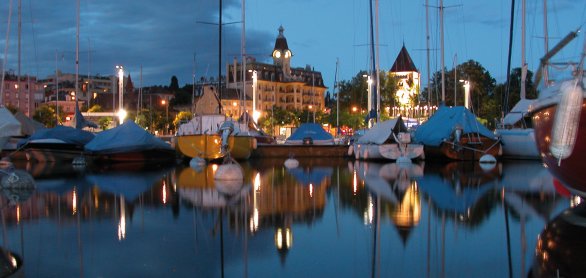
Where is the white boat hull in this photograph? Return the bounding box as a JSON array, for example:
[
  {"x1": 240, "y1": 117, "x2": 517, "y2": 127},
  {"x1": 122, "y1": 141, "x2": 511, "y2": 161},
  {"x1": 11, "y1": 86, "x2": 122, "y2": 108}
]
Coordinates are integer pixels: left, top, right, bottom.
[
  {"x1": 353, "y1": 143, "x2": 424, "y2": 161},
  {"x1": 495, "y1": 128, "x2": 540, "y2": 159}
]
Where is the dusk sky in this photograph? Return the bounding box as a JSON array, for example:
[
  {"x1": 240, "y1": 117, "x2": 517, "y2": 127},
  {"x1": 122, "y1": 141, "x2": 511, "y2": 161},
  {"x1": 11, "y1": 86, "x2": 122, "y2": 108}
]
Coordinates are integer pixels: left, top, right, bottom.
[{"x1": 1, "y1": 0, "x2": 584, "y2": 92}]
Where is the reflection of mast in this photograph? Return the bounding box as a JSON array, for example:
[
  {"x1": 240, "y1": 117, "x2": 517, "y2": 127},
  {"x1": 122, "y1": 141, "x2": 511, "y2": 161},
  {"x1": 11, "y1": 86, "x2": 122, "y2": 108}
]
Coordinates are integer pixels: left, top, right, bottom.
[{"x1": 371, "y1": 195, "x2": 380, "y2": 278}]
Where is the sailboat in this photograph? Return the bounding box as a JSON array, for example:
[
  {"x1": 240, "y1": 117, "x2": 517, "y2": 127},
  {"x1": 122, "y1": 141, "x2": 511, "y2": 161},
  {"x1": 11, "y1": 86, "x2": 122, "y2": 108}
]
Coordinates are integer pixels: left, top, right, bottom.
[
  {"x1": 529, "y1": 30, "x2": 584, "y2": 193},
  {"x1": 175, "y1": 0, "x2": 256, "y2": 162},
  {"x1": 494, "y1": 0, "x2": 539, "y2": 159}
]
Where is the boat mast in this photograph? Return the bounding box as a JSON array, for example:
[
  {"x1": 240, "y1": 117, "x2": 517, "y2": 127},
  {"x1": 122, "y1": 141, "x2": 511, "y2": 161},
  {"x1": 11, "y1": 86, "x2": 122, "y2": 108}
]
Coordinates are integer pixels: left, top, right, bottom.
[
  {"x1": 425, "y1": 0, "x2": 431, "y2": 107},
  {"x1": 440, "y1": 0, "x2": 445, "y2": 103},
  {"x1": 542, "y1": 0, "x2": 549, "y2": 86},
  {"x1": 218, "y1": 0, "x2": 223, "y2": 114},
  {"x1": 17, "y1": 0, "x2": 21, "y2": 110},
  {"x1": 503, "y1": 0, "x2": 516, "y2": 115},
  {"x1": 241, "y1": 0, "x2": 246, "y2": 120},
  {"x1": 0, "y1": 0, "x2": 13, "y2": 107},
  {"x1": 74, "y1": 0, "x2": 81, "y2": 128},
  {"x1": 520, "y1": 0, "x2": 526, "y2": 99},
  {"x1": 334, "y1": 58, "x2": 339, "y2": 136},
  {"x1": 375, "y1": 0, "x2": 380, "y2": 123},
  {"x1": 368, "y1": 0, "x2": 377, "y2": 125}
]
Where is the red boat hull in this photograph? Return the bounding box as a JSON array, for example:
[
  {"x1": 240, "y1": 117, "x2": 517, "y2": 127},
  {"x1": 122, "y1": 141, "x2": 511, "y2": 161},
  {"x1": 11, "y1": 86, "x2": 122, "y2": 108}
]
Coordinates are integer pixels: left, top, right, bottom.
[{"x1": 532, "y1": 100, "x2": 586, "y2": 191}]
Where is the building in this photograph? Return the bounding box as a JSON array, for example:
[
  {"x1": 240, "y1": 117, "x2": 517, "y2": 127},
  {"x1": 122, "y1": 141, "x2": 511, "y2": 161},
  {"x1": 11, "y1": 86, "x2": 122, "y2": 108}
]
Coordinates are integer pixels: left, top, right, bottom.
[
  {"x1": 226, "y1": 26, "x2": 327, "y2": 118},
  {"x1": 1, "y1": 73, "x2": 44, "y2": 117},
  {"x1": 389, "y1": 45, "x2": 420, "y2": 107}
]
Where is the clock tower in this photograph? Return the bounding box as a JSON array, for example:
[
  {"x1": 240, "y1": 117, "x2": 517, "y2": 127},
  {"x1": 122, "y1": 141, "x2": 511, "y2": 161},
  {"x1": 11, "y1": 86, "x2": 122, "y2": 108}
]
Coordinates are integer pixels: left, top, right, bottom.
[{"x1": 272, "y1": 26, "x2": 292, "y2": 78}]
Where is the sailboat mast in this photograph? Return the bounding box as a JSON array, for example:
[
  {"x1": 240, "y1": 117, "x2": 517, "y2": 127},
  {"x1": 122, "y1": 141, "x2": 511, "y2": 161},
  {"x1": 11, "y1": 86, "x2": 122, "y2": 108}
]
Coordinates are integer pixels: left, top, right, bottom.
[
  {"x1": 425, "y1": 0, "x2": 431, "y2": 107},
  {"x1": 241, "y1": 0, "x2": 246, "y2": 118},
  {"x1": 368, "y1": 0, "x2": 376, "y2": 122},
  {"x1": 0, "y1": 0, "x2": 13, "y2": 106},
  {"x1": 218, "y1": 0, "x2": 223, "y2": 114},
  {"x1": 520, "y1": 0, "x2": 526, "y2": 99},
  {"x1": 440, "y1": 0, "x2": 445, "y2": 103},
  {"x1": 334, "y1": 58, "x2": 339, "y2": 135},
  {"x1": 375, "y1": 0, "x2": 380, "y2": 123},
  {"x1": 17, "y1": 0, "x2": 21, "y2": 109},
  {"x1": 75, "y1": 0, "x2": 80, "y2": 113},
  {"x1": 542, "y1": 0, "x2": 549, "y2": 85}
]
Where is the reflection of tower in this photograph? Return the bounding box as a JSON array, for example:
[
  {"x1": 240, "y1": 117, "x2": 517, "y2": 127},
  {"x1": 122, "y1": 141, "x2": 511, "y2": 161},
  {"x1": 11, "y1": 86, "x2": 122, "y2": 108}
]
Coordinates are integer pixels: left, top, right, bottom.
[
  {"x1": 272, "y1": 26, "x2": 292, "y2": 79},
  {"x1": 274, "y1": 215, "x2": 293, "y2": 265}
]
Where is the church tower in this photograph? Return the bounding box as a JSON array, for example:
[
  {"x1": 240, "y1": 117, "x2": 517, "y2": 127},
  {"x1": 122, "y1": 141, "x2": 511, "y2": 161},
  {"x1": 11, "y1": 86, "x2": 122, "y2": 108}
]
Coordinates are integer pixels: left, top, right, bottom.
[{"x1": 272, "y1": 26, "x2": 292, "y2": 79}]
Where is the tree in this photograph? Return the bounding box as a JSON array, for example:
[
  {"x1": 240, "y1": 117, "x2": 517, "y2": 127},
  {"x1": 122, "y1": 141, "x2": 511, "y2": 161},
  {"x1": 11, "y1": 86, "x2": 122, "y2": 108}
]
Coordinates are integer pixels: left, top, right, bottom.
[
  {"x1": 169, "y1": 76, "x2": 179, "y2": 91},
  {"x1": 423, "y1": 59, "x2": 497, "y2": 121},
  {"x1": 33, "y1": 105, "x2": 65, "y2": 128},
  {"x1": 173, "y1": 111, "x2": 192, "y2": 129}
]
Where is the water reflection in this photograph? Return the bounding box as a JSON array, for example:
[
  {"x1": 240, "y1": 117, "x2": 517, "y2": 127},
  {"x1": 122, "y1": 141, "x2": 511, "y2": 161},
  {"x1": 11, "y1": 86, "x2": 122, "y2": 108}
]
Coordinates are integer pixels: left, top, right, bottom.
[
  {"x1": 531, "y1": 201, "x2": 586, "y2": 277},
  {"x1": 0, "y1": 158, "x2": 576, "y2": 277}
]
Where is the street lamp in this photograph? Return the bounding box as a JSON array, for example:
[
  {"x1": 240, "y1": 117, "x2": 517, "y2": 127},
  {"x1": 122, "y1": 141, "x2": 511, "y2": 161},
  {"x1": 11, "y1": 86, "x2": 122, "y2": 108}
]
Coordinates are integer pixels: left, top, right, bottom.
[
  {"x1": 162, "y1": 98, "x2": 168, "y2": 134},
  {"x1": 459, "y1": 80, "x2": 470, "y2": 109},
  {"x1": 116, "y1": 65, "x2": 126, "y2": 124}
]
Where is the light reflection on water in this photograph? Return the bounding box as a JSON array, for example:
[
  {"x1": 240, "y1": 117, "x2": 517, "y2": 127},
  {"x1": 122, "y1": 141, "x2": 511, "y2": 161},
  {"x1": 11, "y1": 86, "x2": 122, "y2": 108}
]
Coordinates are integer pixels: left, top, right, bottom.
[{"x1": 0, "y1": 158, "x2": 577, "y2": 277}]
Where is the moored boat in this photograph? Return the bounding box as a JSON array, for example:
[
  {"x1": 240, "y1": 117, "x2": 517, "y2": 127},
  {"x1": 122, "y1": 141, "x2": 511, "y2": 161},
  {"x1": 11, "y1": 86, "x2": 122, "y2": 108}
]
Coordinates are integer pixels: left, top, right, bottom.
[
  {"x1": 84, "y1": 120, "x2": 176, "y2": 164},
  {"x1": 495, "y1": 99, "x2": 540, "y2": 159},
  {"x1": 351, "y1": 117, "x2": 424, "y2": 161},
  {"x1": 414, "y1": 105, "x2": 502, "y2": 161},
  {"x1": 530, "y1": 76, "x2": 585, "y2": 192},
  {"x1": 175, "y1": 114, "x2": 256, "y2": 161},
  {"x1": 18, "y1": 125, "x2": 94, "y2": 162}
]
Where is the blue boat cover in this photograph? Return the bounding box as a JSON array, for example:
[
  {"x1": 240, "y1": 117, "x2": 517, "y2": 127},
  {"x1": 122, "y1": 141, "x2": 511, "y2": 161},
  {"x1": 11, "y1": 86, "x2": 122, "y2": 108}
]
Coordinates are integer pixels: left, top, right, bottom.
[
  {"x1": 23, "y1": 125, "x2": 94, "y2": 146},
  {"x1": 285, "y1": 123, "x2": 334, "y2": 144},
  {"x1": 414, "y1": 106, "x2": 495, "y2": 146},
  {"x1": 287, "y1": 166, "x2": 333, "y2": 186},
  {"x1": 85, "y1": 120, "x2": 172, "y2": 153}
]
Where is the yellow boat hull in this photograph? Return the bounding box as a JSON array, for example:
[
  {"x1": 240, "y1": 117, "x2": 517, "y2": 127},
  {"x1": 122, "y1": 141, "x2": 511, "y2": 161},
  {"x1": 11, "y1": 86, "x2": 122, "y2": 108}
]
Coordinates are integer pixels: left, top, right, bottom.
[{"x1": 175, "y1": 134, "x2": 256, "y2": 160}]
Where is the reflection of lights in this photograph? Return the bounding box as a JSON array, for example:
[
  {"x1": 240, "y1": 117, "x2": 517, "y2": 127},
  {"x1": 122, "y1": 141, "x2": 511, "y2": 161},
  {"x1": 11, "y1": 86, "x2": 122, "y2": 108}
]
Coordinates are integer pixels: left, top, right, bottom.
[
  {"x1": 10, "y1": 256, "x2": 16, "y2": 268},
  {"x1": 162, "y1": 181, "x2": 167, "y2": 204},
  {"x1": 254, "y1": 173, "x2": 261, "y2": 191},
  {"x1": 394, "y1": 183, "x2": 421, "y2": 227},
  {"x1": 353, "y1": 171, "x2": 358, "y2": 195},
  {"x1": 212, "y1": 164, "x2": 218, "y2": 173},
  {"x1": 117, "y1": 108, "x2": 127, "y2": 124},
  {"x1": 309, "y1": 184, "x2": 313, "y2": 198},
  {"x1": 72, "y1": 189, "x2": 78, "y2": 214},
  {"x1": 275, "y1": 227, "x2": 293, "y2": 250},
  {"x1": 364, "y1": 195, "x2": 374, "y2": 225},
  {"x1": 571, "y1": 195, "x2": 582, "y2": 207},
  {"x1": 118, "y1": 197, "x2": 126, "y2": 241},
  {"x1": 16, "y1": 206, "x2": 20, "y2": 223},
  {"x1": 250, "y1": 208, "x2": 259, "y2": 233}
]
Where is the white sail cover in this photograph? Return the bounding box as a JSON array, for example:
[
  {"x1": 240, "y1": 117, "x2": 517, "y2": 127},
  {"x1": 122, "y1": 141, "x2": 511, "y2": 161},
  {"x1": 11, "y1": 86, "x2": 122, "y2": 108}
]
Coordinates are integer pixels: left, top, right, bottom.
[
  {"x1": 177, "y1": 115, "x2": 228, "y2": 135},
  {"x1": 502, "y1": 98, "x2": 534, "y2": 126},
  {"x1": 356, "y1": 118, "x2": 406, "y2": 144},
  {"x1": 0, "y1": 107, "x2": 21, "y2": 138},
  {"x1": 85, "y1": 120, "x2": 172, "y2": 153}
]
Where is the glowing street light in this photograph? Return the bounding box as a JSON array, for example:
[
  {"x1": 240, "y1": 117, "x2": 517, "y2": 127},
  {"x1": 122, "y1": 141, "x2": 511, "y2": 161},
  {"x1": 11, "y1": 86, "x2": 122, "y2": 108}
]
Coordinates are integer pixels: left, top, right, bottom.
[
  {"x1": 116, "y1": 65, "x2": 126, "y2": 124},
  {"x1": 459, "y1": 80, "x2": 470, "y2": 109},
  {"x1": 162, "y1": 98, "x2": 169, "y2": 134}
]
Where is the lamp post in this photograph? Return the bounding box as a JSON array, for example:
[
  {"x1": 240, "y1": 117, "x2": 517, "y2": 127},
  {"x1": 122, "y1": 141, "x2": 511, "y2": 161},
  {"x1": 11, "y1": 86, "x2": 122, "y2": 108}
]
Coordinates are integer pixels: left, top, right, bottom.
[
  {"x1": 162, "y1": 98, "x2": 168, "y2": 135},
  {"x1": 116, "y1": 65, "x2": 126, "y2": 124},
  {"x1": 459, "y1": 80, "x2": 470, "y2": 109}
]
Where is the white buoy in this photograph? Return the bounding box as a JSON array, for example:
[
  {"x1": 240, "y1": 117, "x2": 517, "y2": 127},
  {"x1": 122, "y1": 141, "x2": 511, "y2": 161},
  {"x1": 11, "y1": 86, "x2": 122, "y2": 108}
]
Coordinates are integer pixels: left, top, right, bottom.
[
  {"x1": 190, "y1": 157, "x2": 206, "y2": 170},
  {"x1": 284, "y1": 158, "x2": 299, "y2": 169},
  {"x1": 479, "y1": 154, "x2": 497, "y2": 164},
  {"x1": 215, "y1": 162, "x2": 244, "y2": 196}
]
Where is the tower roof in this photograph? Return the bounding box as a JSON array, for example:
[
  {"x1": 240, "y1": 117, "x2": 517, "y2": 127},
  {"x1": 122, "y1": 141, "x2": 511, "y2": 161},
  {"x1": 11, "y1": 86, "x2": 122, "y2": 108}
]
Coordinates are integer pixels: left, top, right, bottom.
[
  {"x1": 273, "y1": 25, "x2": 290, "y2": 51},
  {"x1": 390, "y1": 45, "x2": 418, "y2": 73}
]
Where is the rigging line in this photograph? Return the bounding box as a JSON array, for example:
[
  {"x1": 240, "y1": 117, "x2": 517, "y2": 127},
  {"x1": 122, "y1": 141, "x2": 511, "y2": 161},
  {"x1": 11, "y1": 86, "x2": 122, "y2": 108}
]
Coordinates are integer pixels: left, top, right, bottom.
[
  {"x1": 0, "y1": 0, "x2": 14, "y2": 106},
  {"x1": 27, "y1": 0, "x2": 39, "y2": 77},
  {"x1": 503, "y1": 0, "x2": 516, "y2": 116}
]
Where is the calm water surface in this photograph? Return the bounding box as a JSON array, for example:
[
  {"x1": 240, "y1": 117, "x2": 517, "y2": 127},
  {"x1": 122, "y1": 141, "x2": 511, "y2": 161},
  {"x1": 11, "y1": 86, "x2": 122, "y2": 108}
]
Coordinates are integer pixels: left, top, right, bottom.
[{"x1": 0, "y1": 158, "x2": 578, "y2": 277}]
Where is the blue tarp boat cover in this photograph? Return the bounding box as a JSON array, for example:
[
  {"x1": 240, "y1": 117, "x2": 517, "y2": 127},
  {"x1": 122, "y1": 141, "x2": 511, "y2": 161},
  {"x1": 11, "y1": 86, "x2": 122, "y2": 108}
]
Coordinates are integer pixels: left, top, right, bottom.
[
  {"x1": 285, "y1": 123, "x2": 334, "y2": 145},
  {"x1": 85, "y1": 120, "x2": 172, "y2": 153},
  {"x1": 22, "y1": 125, "x2": 94, "y2": 146},
  {"x1": 414, "y1": 106, "x2": 495, "y2": 147}
]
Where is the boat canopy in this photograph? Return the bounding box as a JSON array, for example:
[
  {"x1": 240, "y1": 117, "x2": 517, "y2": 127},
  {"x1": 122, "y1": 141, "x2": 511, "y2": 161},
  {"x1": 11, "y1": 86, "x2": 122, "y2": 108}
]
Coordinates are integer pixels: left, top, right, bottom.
[
  {"x1": 502, "y1": 98, "x2": 534, "y2": 126},
  {"x1": 85, "y1": 120, "x2": 172, "y2": 153},
  {"x1": 285, "y1": 123, "x2": 334, "y2": 145},
  {"x1": 22, "y1": 125, "x2": 94, "y2": 146},
  {"x1": 414, "y1": 106, "x2": 495, "y2": 147},
  {"x1": 14, "y1": 111, "x2": 44, "y2": 136},
  {"x1": 0, "y1": 107, "x2": 22, "y2": 138},
  {"x1": 356, "y1": 117, "x2": 407, "y2": 144},
  {"x1": 177, "y1": 114, "x2": 234, "y2": 135}
]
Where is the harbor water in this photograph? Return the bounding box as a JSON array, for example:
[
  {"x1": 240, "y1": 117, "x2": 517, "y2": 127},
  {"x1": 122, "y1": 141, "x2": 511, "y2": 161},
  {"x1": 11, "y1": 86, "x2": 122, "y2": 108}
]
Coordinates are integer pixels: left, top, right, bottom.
[{"x1": 0, "y1": 158, "x2": 576, "y2": 277}]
